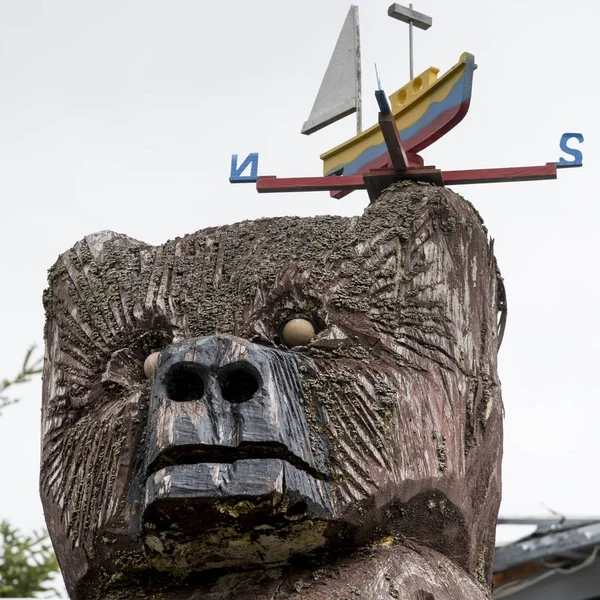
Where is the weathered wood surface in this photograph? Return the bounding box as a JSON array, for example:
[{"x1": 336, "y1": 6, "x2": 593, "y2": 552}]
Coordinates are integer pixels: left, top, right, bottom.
[
  {"x1": 442, "y1": 163, "x2": 557, "y2": 185},
  {"x1": 136, "y1": 544, "x2": 490, "y2": 599},
  {"x1": 41, "y1": 182, "x2": 504, "y2": 599}
]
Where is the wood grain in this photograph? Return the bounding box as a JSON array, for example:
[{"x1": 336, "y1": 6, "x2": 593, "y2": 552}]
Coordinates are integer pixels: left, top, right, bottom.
[
  {"x1": 443, "y1": 163, "x2": 557, "y2": 185},
  {"x1": 41, "y1": 182, "x2": 503, "y2": 599},
  {"x1": 378, "y1": 110, "x2": 409, "y2": 171}
]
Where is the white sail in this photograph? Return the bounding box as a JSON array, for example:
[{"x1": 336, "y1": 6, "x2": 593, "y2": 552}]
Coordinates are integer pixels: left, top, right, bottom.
[{"x1": 301, "y1": 6, "x2": 361, "y2": 135}]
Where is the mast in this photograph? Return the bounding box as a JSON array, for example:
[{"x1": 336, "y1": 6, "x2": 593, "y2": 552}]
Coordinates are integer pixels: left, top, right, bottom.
[{"x1": 388, "y1": 3, "x2": 432, "y2": 80}]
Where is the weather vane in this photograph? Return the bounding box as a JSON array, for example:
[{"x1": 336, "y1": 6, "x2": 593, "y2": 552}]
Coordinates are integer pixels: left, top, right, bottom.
[{"x1": 229, "y1": 3, "x2": 584, "y2": 201}]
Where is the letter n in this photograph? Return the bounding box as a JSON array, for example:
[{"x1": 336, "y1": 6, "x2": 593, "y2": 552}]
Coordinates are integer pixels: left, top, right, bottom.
[{"x1": 229, "y1": 153, "x2": 259, "y2": 182}]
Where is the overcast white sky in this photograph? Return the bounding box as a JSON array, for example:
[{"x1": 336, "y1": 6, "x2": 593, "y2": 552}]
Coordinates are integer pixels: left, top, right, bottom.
[{"x1": 0, "y1": 0, "x2": 598, "y2": 558}]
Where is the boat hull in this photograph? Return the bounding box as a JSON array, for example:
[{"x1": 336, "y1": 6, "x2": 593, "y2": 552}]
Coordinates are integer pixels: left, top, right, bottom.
[{"x1": 321, "y1": 53, "x2": 476, "y2": 178}]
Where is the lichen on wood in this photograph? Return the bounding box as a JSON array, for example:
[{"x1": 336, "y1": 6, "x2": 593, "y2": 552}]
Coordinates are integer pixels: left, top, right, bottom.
[{"x1": 40, "y1": 182, "x2": 504, "y2": 600}]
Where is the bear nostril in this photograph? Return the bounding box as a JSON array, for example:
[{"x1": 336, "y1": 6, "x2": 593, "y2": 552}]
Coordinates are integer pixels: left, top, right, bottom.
[
  {"x1": 218, "y1": 363, "x2": 260, "y2": 404},
  {"x1": 165, "y1": 364, "x2": 205, "y2": 402}
]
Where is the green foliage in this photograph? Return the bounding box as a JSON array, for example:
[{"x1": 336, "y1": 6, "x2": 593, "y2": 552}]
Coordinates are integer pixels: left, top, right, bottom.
[
  {"x1": 0, "y1": 346, "x2": 60, "y2": 597},
  {"x1": 0, "y1": 521, "x2": 59, "y2": 598},
  {"x1": 0, "y1": 346, "x2": 43, "y2": 416}
]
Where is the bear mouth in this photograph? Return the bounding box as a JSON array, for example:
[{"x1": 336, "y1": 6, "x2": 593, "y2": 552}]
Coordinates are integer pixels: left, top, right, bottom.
[{"x1": 146, "y1": 441, "x2": 330, "y2": 482}]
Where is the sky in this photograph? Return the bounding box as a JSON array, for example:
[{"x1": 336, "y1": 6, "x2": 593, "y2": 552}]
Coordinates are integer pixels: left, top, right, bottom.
[{"x1": 0, "y1": 0, "x2": 598, "y2": 568}]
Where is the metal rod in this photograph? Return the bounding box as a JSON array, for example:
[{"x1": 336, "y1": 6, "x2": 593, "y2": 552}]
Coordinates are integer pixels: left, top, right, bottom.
[
  {"x1": 356, "y1": 8, "x2": 362, "y2": 134},
  {"x1": 409, "y1": 3, "x2": 414, "y2": 79}
]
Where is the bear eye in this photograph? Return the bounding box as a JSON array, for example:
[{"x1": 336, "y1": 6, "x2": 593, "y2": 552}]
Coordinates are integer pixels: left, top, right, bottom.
[
  {"x1": 144, "y1": 351, "x2": 161, "y2": 379},
  {"x1": 280, "y1": 314, "x2": 317, "y2": 348}
]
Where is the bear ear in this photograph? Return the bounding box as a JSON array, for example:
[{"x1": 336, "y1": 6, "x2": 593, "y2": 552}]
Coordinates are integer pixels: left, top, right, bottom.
[{"x1": 82, "y1": 230, "x2": 149, "y2": 260}]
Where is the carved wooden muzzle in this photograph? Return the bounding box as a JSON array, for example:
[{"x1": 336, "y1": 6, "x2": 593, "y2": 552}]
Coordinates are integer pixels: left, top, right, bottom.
[{"x1": 142, "y1": 334, "x2": 334, "y2": 566}]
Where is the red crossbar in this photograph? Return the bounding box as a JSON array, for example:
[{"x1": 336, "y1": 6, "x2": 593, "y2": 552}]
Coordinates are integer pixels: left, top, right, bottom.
[
  {"x1": 443, "y1": 163, "x2": 557, "y2": 185},
  {"x1": 256, "y1": 175, "x2": 366, "y2": 193},
  {"x1": 255, "y1": 163, "x2": 558, "y2": 194}
]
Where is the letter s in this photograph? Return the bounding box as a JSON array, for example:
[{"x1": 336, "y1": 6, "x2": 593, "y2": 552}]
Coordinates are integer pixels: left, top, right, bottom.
[{"x1": 558, "y1": 133, "x2": 584, "y2": 167}]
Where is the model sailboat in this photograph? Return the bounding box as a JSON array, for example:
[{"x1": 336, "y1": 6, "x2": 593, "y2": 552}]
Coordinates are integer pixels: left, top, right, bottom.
[
  {"x1": 301, "y1": 6, "x2": 477, "y2": 196},
  {"x1": 229, "y1": 3, "x2": 582, "y2": 198}
]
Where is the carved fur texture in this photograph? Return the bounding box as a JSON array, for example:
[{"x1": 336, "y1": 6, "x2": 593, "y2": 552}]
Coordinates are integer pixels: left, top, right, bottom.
[{"x1": 41, "y1": 182, "x2": 503, "y2": 599}]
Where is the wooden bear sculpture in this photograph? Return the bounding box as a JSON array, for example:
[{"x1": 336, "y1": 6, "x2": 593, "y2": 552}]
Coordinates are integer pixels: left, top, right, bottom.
[{"x1": 41, "y1": 182, "x2": 504, "y2": 599}]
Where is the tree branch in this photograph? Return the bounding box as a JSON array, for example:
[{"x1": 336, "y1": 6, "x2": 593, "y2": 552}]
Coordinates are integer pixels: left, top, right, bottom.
[{"x1": 0, "y1": 345, "x2": 43, "y2": 416}]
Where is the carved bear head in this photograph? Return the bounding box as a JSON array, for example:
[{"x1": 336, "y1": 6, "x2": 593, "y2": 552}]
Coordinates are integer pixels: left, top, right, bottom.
[{"x1": 41, "y1": 183, "x2": 503, "y2": 598}]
